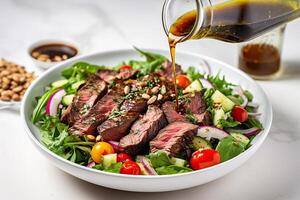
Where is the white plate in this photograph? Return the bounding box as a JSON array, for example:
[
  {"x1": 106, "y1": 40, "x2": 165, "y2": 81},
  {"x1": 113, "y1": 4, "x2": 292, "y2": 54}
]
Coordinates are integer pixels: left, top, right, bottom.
[{"x1": 21, "y1": 49, "x2": 272, "y2": 192}]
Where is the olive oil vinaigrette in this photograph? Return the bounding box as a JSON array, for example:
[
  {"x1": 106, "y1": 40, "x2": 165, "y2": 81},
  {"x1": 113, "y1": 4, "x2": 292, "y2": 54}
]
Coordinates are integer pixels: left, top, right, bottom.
[{"x1": 168, "y1": 0, "x2": 300, "y2": 106}]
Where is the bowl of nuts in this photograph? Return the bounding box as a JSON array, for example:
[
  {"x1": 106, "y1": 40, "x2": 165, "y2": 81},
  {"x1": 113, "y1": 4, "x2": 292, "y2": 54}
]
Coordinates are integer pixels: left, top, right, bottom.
[
  {"x1": 28, "y1": 39, "x2": 80, "y2": 69},
  {"x1": 0, "y1": 58, "x2": 36, "y2": 109}
]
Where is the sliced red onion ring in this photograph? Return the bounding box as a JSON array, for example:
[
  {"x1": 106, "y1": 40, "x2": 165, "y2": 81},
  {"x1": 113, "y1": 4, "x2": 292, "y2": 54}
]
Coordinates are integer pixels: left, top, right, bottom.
[
  {"x1": 87, "y1": 161, "x2": 96, "y2": 168},
  {"x1": 227, "y1": 127, "x2": 262, "y2": 137},
  {"x1": 136, "y1": 156, "x2": 157, "y2": 175},
  {"x1": 46, "y1": 89, "x2": 66, "y2": 116},
  {"x1": 201, "y1": 59, "x2": 212, "y2": 75},
  {"x1": 200, "y1": 78, "x2": 213, "y2": 89},
  {"x1": 247, "y1": 102, "x2": 259, "y2": 108},
  {"x1": 197, "y1": 126, "x2": 229, "y2": 140},
  {"x1": 248, "y1": 112, "x2": 262, "y2": 117},
  {"x1": 108, "y1": 141, "x2": 124, "y2": 152}
]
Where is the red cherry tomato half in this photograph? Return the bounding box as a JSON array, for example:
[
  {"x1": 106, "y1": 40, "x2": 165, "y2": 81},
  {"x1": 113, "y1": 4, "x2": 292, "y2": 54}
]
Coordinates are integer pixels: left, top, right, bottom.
[
  {"x1": 176, "y1": 75, "x2": 191, "y2": 88},
  {"x1": 231, "y1": 106, "x2": 249, "y2": 123},
  {"x1": 190, "y1": 149, "x2": 221, "y2": 170},
  {"x1": 117, "y1": 153, "x2": 132, "y2": 163},
  {"x1": 120, "y1": 65, "x2": 132, "y2": 70},
  {"x1": 120, "y1": 160, "x2": 141, "y2": 175}
]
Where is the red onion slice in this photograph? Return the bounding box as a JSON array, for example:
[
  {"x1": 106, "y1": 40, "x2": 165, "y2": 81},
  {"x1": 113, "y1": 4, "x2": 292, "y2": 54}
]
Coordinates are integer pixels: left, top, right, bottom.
[
  {"x1": 200, "y1": 78, "x2": 214, "y2": 89},
  {"x1": 136, "y1": 156, "x2": 157, "y2": 175},
  {"x1": 87, "y1": 161, "x2": 96, "y2": 168},
  {"x1": 197, "y1": 126, "x2": 229, "y2": 140},
  {"x1": 233, "y1": 86, "x2": 248, "y2": 108},
  {"x1": 227, "y1": 127, "x2": 262, "y2": 137},
  {"x1": 108, "y1": 141, "x2": 124, "y2": 152},
  {"x1": 248, "y1": 112, "x2": 262, "y2": 117},
  {"x1": 46, "y1": 89, "x2": 66, "y2": 116}
]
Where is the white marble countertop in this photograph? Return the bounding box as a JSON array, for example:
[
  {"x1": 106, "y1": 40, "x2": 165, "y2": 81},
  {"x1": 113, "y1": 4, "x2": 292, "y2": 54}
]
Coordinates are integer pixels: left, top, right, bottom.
[{"x1": 0, "y1": 0, "x2": 300, "y2": 199}]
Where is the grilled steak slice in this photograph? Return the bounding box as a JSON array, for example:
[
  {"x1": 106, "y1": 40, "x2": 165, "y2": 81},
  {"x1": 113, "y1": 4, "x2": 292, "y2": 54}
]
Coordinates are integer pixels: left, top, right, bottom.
[
  {"x1": 159, "y1": 60, "x2": 183, "y2": 80},
  {"x1": 150, "y1": 122, "x2": 198, "y2": 156},
  {"x1": 98, "y1": 98, "x2": 147, "y2": 141},
  {"x1": 118, "y1": 69, "x2": 138, "y2": 80},
  {"x1": 97, "y1": 69, "x2": 118, "y2": 83},
  {"x1": 162, "y1": 101, "x2": 187, "y2": 123},
  {"x1": 120, "y1": 106, "x2": 167, "y2": 155},
  {"x1": 61, "y1": 74, "x2": 107, "y2": 125},
  {"x1": 69, "y1": 84, "x2": 125, "y2": 135},
  {"x1": 183, "y1": 92, "x2": 211, "y2": 125}
]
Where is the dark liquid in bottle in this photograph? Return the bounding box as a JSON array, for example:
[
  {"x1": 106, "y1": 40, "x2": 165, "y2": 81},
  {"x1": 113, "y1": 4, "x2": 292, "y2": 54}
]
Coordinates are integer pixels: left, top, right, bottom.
[
  {"x1": 170, "y1": 0, "x2": 299, "y2": 43},
  {"x1": 168, "y1": 0, "x2": 300, "y2": 85},
  {"x1": 239, "y1": 44, "x2": 281, "y2": 76}
]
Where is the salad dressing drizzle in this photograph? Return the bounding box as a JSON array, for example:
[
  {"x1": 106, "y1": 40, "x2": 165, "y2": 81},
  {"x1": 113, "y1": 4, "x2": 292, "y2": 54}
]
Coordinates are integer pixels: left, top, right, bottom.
[{"x1": 168, "y1": 39, "x2": 179, "y2": 110}]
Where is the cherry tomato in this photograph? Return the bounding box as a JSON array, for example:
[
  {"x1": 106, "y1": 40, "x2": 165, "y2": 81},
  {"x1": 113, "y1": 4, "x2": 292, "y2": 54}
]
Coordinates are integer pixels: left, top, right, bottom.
[
  {"x1": 190, "y1": 149, "x2": 221, "y2": 170},
  {"x1": 120, "y1": 65, "x2": 132, "y2": 70},
  {"x1": 176, "y1": 75, "x2": 191, "y2": 88},
  {"x1": 231, "y1": 106, "x2": 248, "y2": 123},
  {"x1": 120, "y1": 160, "x2": 141, "y2": 175},
  {"x1": 117, "y1": 153, "x2": 132, "y2": 163},
  {"x1": 91, "y1": 142, "x2": 114, "y2": 163}
]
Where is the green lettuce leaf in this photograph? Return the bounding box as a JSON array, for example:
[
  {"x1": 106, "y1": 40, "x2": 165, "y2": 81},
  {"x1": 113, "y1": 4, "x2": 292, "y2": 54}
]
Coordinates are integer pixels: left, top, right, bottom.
[
  {"x1": 148, "y1": 150, "x2": 172, "y2": 168},
  {"x1": 155, "y1": 165, "x2": 192, "y2": 175}
]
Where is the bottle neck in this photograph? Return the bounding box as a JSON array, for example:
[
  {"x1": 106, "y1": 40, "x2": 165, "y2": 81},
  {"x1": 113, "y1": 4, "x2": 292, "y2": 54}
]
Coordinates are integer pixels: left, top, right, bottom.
[{"x1": 162, "y1": 0, "x2": 212, "y2": 43}]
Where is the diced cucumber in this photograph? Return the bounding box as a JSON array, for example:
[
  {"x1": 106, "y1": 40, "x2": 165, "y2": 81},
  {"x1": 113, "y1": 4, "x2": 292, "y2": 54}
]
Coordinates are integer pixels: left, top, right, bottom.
[
  {"x1": 102, "y1": 153, "x2": 117, "y2": 168},
  {"x1": 170, "y1": 157, "x2": 187, "y2": 167},
  {"x1": 192, "y1": 136, "x2": 212, "y2": 151},
  {"x1": 51, "y1": 80, "x2": 68, "y2": 88},
  {"x1": 71, "y1": 80, "x2": 85, "y2": 90},
  {"x1": 211, "y1": 90, "x2": 235, "y2": 112},
  {"x1": 231, "y1": 133, "x2": 250, "y2": 148},
  {"x1": 183, "y1": 79, "x2": 203, "y2": 93},
  {"x1": 61, "y1": 94, "x2": 75, "y2": 106},
  {"x1": 213, "y1": 108, "x2": 225, "y2": 127},
  {"x1": 137, "y1": 163, "x2": 149, "y2": 175}
]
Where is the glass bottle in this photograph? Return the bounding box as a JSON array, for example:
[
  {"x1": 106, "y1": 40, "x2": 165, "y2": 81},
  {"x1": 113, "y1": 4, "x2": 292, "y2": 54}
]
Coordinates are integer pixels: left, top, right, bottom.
[{"x1": 162, "y1": 0, "x2": 300, "y2": 43}]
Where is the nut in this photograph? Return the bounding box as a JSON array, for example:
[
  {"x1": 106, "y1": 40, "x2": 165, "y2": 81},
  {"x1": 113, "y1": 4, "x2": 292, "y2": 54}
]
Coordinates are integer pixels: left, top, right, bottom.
[
  {"x1": 96, "y1": 135, "x2": 102, "y2": 142},
  {"x1": 160, "y1": 85, "x2": 167, "y2": 94},
  {"x1": 2, "y1": 77, "x2": 9, "y2": 84},
  {"x1": 62, "y1": 54, "x2": 68, "y2": 60},
  {"x1": 32, "y1": 51, "x2": 40, "y2": 58},
  {"x1": 12, "y1": 94, "x2": 20, "y2": 101},
  {"x1": 157, "y1": 94, "x2": 163, "y2": 101},
  {"x1": 12, "y1": 86, "x2": 23, "y2": 93},
  {"x1": 147, "y1": 95, "x2": 157, "y2": 105},
  {"x1": 142, "y1": 93, "x2": 151, "y2": 100},
  {"x1": 0, "y1": 95, "x2": 10, "y2": 101},
  {"x1": 124, "y1": 85, "x2": 130, "y2": 94},
  {"x1": 1, "y1": 70, "x2": 10, "y2": 76},
  {"x1": 53, "y1": 56, "x2": 62, "y2": 62},
  {"x1": 86, "y1": 135, "x2": 95, "y2": 141},
  {"x1": 151, "y1": 86, "x2": 160, "y2": 94},
  {"x1": 1, "y1": 90, "x2": 13, "y2": 97}
]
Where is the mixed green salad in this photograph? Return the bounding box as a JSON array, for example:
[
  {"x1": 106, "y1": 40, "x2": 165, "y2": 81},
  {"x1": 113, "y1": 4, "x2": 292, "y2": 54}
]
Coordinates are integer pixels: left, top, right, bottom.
[{"x1": 31, "y1": 49, "x2": 263, "y2": 175}]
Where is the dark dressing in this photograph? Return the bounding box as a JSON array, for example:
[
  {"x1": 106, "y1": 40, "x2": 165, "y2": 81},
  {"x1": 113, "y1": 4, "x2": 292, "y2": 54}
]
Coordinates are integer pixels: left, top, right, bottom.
[{"x1": 31, "y1": 43, "x2": 78, "y2": 60}]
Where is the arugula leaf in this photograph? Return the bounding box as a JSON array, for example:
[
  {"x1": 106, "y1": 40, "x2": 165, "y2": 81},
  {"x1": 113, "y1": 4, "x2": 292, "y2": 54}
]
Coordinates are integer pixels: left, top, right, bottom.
[
  {"x1": 186, "y1": 66, "x2": 204, "y2": 81},
  {"x1": 216, "y1": 136, "x2": 245, "y2": 162},
  {"x1": 148, "y1": 150, "x2": 172, "y2": 168},
  {"x1": 244, "y1": 90, "x2": 254, "y2": 102},
  {"x1": 207, "y1": 72, "x2": 235, "y2": 96},
  {"x1": 104, "y1": 162, "x2": 122, "y2": 173},
  {"x1": 38, "y1": 116, "x2": 94, "y2": 164},
  {"x1": 219, "y1": 117, "x2": 241, "y2": 128},
  {"x1": 155, "y1": 165, "x2": 192, "y2": 175},
  {"x1": 129, "y1": 47, "x2": 167, "y2": 75},
  {"x1": 245, "y1": 117, "x2": 263, "y2": 129},
  {"x1": 62, "y1": 62, "x2": 107, "y2": 79},
  {"x1": 31, "y1": 88, "x2": 57, "y2": 123},
  {"x1": 93, "y1": 162, "x2": 122, "y2": 173}
]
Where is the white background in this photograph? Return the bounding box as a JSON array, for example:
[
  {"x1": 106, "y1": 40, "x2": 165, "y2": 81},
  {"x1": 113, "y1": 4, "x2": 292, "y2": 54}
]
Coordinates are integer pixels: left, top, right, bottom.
[{"x1": 0, "y1": 0, "x2": 300, "y2": 199}]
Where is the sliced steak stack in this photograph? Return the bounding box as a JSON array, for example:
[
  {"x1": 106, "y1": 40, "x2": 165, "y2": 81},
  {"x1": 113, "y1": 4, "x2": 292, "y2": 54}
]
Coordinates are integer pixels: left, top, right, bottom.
[
  {"x1": 97, "y1": 69, "x2": 118, "y2": 83},
  {"x1": 183, "y1": 92, "x2": 210, "y2": 125},
  {"x1": 162, "y1": 101, "x2": 187, "y2": 123},
  {"x1": 69, "y1": 83, "x2": 125, "y2": 135},
  {"x1": 98, "y1": 98, "x2": 147, "y2": 141},
  {"x1": 120, "y1": 106, "x2": 167, "y2": 155},
  {"x1": 150, "y1": 122, "x2": 198, "y2": 156},
  {"x1": 61, "y1": 74, "x2": 107, "y2": 126}
]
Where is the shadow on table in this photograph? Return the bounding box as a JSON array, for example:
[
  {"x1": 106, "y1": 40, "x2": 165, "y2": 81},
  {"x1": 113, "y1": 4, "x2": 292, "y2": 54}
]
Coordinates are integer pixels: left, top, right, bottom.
[{"x1": 279, "y1": 60, "x2": 300, "y2": 80}]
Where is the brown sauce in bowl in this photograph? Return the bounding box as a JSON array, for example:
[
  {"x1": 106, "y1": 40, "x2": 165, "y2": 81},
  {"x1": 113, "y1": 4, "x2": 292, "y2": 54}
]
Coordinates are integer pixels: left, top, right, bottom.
[{"x1": 31, "y1": 43, "x2": 78, "y2": 62}]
